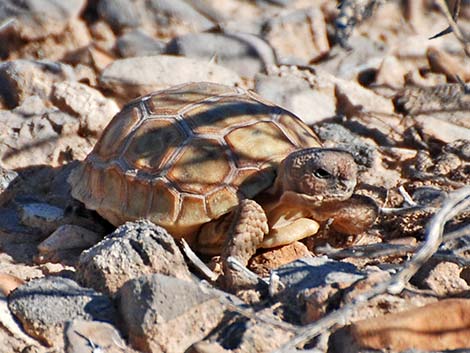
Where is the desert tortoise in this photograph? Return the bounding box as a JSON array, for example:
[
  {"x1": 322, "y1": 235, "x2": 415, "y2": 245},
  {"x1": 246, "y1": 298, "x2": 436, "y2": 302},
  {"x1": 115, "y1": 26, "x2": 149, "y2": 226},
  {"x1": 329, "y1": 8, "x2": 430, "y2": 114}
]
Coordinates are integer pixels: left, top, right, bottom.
[{"x1": 69, "y1": 82, "x2": 375, "y2": 283}]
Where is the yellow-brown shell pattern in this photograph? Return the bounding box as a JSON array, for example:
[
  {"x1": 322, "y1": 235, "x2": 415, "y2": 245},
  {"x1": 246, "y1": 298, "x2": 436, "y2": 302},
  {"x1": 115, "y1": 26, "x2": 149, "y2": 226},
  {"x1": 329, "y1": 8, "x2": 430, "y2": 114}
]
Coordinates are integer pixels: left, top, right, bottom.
[{"x1": 69, "y1": 82, "x2": 321, "y2": 237}]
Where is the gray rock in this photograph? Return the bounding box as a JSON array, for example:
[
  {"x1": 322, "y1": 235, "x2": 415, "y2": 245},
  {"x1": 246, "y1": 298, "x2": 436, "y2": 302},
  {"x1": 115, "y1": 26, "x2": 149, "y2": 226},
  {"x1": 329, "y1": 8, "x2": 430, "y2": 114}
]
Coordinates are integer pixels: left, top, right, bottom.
[
  {"x1": 99, "y1": 55, "x2": 241, "y2": 101},
  {"x1": 0, "y1": 167, "x2": 18, "y2": 205},
  {"x1": 0, "y1": 290, "x2": 44, "y2": 352},
  {"x1": 19, "y1": 202, "x2": 64, "y2": 234},
  {"x1": 263, "y1": 7, "x2": 329, "y2": 65},
  {"x1": 5, "y1": 163, "x2": 77, "y2": 210},
  {"x1": 274, "y1": 257, "x2": 365, "y2": 324},
  {"x1": 411, "y1": 187, "x2": 447, "y2": 207},
  {"x1": 0, "y1": 289, "x2": 39, "y2": 348},
  {"x1": 275, "y1": 257, "x2": 364, "y2": 296},
  {"x1": 317, "y1": 36, "x2": 387, "y2": 80},
  {"x1": 192, "y1": 307, "x2": 294, "y2": 353},
  {"x1": 97, "y1": 0, "x2": 140, "y2": 30},
  {"x1": 98, "y1": 0, "x2": 214, "y2": 35},
  {"x1": 0, "y1": 165, "x2": 105, "y2": 242},
  {"x1": 313, "y1": 123, "x2": 377, "y2": 168},
  {"x1": 10, "y1": 95, "x2": 49, "y2": 115},
  {"x1": 0, "y1": 0, "x2": 86, "y2": 40},
  {"x1": 334, "y1": 75, "x2": 395, "y2": 117},
  {"x1": 117, "y1": 274, "x2": 229, "y2": 353},
  {"x1": 0, "y1": 100, "x2": 94, "y2": 169},
  {"x1": 9, "y1": 276, "x2": 116, "y2": 348},
  {"x1": 65, "y1": 319, "x2": 135, "y2": 353},
  {"x1": 0, "y1": 167, "x2": 17, "y2": 191},
  {"x1": 423, "y1": 262, "x2": 470, "y2": 296},
  {"x1": 0, "y1": 60, "x2": 76, "y2": 108},
  {"x1": 77, "y1": 220, "x2": 191, "y2": 296},
  {"x1": 37, "y1": 225, "x2": 101, "y2": 264},
  {"x1": 414, "y1": 115, "x2": 470, "y2": 144},
  {"x1": 444, "y1": 139, "x2": 470, "y2": 161},
  {"x1": 166, "y1": 31, "x2": 276, "y2": 77},
  {"x1": 0, "y1": 207, "x2": 39, "y2": 242},
  {"x1": 50, "y1": 80, "x2": 119, "y2": 137},
  {"x1": 258, "y1": 66, "x2": 394, "y2": 121},
  {"x1": 255, "y1": 72, "x2": 336, "y2": 124},
  {"x1": 116, "y1": 29, "x2": 166, "y2": 57},
  {"x1": 38, "y1": 225, "x2": 100, "y2": 253}
]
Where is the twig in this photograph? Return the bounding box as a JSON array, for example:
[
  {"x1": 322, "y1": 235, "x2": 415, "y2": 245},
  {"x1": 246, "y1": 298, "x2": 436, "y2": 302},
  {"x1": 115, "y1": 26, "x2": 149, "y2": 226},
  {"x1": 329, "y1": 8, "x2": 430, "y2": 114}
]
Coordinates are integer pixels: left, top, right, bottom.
[
  {"x1": 269, "y1": 271, "x2": 285, "y2": 297},
  {"x1": 273, "y1": 186, "x2": 470, "y2": 352},
  {"x1": 226, "y1": 300, "x2": 298, "y2": 332},
  {"x1": 319, "y1": 221, "x2": 470, "y2": 263},
  {"x1": 226, "y1": 256, "x2": 270, "y2": 289},
  {"x1": 74, "y1": 330, "x2": 105, "y2": 353},
  {"x1": 180, "y1": 239, "x2": 218, "y2": 282},
  {"x1": 318, "y1": 242, "x2": 416, "y2": 259},
  {"x1": 398, "y1": 185, "x2": 417, "y2": 206},
  {"x1": 387, "y1": 186, "x2": 470, "y2": 293},
  {"x1": 200, "y1": 280, "x2": 297, "y2": 332},
  {"x1": 456, "y1": 75, "x2": 470, "y2": 93},
  {"x1": 217, "y1": 29, "x2": 278, "y2": 72},
  {"x1": 0, "y1": 18, "x2": 15, "y2": 33},
  {"x1": 443, "y1": 223, "x2": 470, "y2": 242},
  {"x1": 434, "y1": 0, "x2": 470, "y2": 57},
  {"x1": 379, "y1": 204, "x2": 425, "y2": 215},
  {"x1": 379, "y1": 184, "x2": 425, "y2": 215},
  {"x1": 380, "y1": 185, "x2": 445, "y2": 215},
  {"x1": 180, "y1": 239, "x2": 271, "y2": 291},
  {"x1": 431, "y1": 251, "x2": 470, "y2": 267},
  {"x1": 429, "y1": 0, "x2": 460, "y2": 39},
  {"x1": 183, "y1": 248, "x2": 295, "y2": 331},
  {"x1": 320, "y1": 224, "x2": 470, "y2": 261}
]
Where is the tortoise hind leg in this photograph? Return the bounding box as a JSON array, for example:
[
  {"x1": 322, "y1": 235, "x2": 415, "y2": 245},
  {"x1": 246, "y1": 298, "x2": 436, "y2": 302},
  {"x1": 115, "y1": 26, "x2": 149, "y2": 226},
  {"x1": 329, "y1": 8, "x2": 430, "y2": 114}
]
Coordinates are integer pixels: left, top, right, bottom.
[{"x1": 221, "y1": 199, "x2": 268, "y2": 289}]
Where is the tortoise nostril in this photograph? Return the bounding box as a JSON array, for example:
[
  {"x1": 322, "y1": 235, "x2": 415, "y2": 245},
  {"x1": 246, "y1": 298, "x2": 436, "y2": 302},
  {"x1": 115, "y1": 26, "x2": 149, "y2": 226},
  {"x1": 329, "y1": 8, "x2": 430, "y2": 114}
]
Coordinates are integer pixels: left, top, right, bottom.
[{"x1": 336, "y1": 178, "x2": 355, "y2": 193}]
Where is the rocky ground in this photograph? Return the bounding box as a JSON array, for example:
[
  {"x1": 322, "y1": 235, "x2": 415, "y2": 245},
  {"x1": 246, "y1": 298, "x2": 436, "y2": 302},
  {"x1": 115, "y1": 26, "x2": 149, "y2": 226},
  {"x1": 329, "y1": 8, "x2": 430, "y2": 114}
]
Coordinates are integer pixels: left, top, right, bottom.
[{"x1": 0, "y1": 0, "x2": 470, "y2": 352}]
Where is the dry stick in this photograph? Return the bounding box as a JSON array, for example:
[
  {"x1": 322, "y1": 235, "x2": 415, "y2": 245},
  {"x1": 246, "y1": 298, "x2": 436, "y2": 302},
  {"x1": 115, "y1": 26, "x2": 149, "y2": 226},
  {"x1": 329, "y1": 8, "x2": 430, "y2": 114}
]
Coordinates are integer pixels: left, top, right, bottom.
[
  {"x1": 432, "y1": 252, "x2": 470, "y2": 267},
  {"x1": 443, "y1": 222, "x2": 470, "y2": 241},
  {"x1": 226, "y1": 256, "x2": 270, "y2": 288},
  {"x1": 181, "y1": 240, "x2": 295, "y2": 331},
  {"x1": 180, "y1": 238, "x2": 219, "y2": 282},
  {"x1": 379, "y1": 204, "x2": 426, "y2": 215},
  {"x1": 379, "y1": 183, "x2": 422, "y2": 215},
  {"x1": 321, "y1": 223, "x2": 470, "y2": 260},
  {"x1": 430, "y1": 0, "x2": 460, "y2": 39},
  {"x1": 182, "y1": 238, "x2": 270, "y2": 287},
  {"x1": 387, "y1": 186, "x2": 470, "y2": 293},
  {"x1": 318, "y1": 242, "x2": 417, "y2": 259},
  {"x1": 214, "y1": 290, "x2": 299, "y2": 332},
  {"x1": 273, "y1": 186, "x2": 470, "y2": 352},
  {"x1": 0, "y1": 18, "x2": 15, "y2": 32},
  {"x1": 398, "y1": 185, "x2": 417, "y2": 206},
  {"x1": 321, "y1": 221, "x2": 470, "y2": 264},
  {"x1": 434, "y1": 0, "x2": 470, "y2": 58}
]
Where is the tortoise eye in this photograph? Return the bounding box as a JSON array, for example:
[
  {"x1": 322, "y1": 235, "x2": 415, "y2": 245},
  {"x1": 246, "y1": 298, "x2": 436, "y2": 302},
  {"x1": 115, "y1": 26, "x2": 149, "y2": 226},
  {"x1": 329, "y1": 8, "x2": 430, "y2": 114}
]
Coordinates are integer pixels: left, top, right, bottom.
[{"x1": 313, "y1": 168, "x2": 332, "y2": 179}]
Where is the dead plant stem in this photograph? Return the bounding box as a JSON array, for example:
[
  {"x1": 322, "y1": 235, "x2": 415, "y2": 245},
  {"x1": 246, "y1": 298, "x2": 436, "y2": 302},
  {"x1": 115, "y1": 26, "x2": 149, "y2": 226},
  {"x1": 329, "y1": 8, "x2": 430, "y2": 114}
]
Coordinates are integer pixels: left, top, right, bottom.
[{"x1": 273, "y1": 186, "x2": 470, "y2": 352}]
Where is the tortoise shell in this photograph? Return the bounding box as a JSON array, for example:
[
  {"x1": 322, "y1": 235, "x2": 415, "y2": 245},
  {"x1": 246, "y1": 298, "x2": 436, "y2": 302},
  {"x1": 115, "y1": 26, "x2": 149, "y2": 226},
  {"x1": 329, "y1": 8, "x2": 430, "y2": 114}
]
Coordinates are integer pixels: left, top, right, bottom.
[{"x1": 69, "y1": 82, "x2": 321, "y2": 237}]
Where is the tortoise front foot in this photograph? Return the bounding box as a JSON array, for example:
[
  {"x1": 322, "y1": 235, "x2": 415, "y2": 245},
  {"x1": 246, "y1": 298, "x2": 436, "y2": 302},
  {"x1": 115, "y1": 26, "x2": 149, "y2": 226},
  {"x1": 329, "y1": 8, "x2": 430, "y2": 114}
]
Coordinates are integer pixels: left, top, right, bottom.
[{"x1": 221, "y1": 199, "x2": 268, "y2": 291}]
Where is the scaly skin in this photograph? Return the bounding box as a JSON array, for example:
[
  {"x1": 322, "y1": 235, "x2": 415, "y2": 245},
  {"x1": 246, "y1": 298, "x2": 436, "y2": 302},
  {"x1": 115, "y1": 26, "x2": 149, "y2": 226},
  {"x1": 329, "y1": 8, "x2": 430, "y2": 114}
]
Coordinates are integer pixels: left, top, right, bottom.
[
  {"x1": 221, "y1": 199, "x2": 268, "y2": 289},
  {"x1": 213, "y1": 148, "x2": 378, "y2": 290}
]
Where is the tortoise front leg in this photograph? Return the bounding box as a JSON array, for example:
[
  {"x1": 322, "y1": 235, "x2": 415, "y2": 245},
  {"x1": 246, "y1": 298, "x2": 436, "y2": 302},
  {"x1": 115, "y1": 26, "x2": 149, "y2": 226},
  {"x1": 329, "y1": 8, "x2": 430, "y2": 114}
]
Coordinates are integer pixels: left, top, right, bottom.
[{"x1": 221, "y1": 199, "x2": 268, "y2": 289}]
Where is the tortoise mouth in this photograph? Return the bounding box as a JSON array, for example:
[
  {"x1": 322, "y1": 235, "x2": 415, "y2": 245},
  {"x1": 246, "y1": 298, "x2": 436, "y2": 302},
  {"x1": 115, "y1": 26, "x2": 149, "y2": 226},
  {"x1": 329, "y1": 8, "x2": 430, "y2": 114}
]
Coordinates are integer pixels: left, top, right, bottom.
[{"x1": 279, "y1": 189, "x2": 354, "y2": 210}]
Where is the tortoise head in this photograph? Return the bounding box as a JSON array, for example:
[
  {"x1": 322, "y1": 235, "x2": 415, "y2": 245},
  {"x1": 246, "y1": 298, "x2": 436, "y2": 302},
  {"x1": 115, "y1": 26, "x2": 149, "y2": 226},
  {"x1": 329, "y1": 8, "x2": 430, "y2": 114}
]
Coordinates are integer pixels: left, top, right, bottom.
[{"x1": 276, "y1": 148, "x2": 357, "y2": 206}]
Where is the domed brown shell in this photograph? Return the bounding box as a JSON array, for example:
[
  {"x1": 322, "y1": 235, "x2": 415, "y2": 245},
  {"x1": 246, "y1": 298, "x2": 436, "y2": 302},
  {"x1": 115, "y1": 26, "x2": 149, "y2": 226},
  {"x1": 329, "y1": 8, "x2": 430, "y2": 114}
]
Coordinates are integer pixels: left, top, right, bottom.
[{"x1": 69, "y1": 82, "x2": 321, "y2": 237}]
